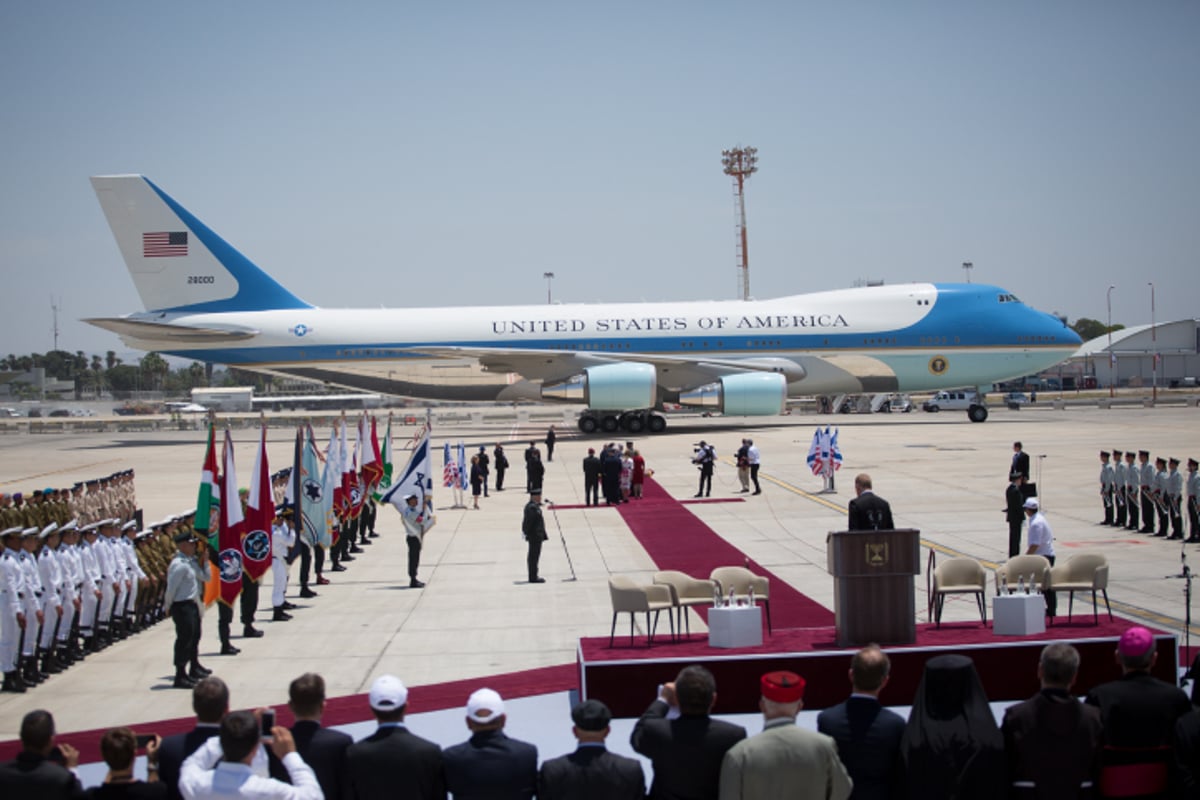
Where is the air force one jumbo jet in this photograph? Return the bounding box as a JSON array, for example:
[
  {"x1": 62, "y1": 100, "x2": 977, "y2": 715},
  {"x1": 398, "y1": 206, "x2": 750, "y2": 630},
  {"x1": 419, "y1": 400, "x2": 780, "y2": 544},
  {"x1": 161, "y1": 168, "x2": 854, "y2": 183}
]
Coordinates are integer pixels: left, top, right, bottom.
[{"x1": 87, "y1": 175, "x2": 1080, "y2": 432}]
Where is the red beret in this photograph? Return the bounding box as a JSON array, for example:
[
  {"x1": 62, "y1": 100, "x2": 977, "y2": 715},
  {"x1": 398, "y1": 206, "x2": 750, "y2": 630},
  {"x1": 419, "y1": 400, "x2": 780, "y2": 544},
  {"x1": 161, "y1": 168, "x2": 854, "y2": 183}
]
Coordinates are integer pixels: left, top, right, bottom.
[{"x1": 761, "y1": 670, "x2": 805, "y2": 703}]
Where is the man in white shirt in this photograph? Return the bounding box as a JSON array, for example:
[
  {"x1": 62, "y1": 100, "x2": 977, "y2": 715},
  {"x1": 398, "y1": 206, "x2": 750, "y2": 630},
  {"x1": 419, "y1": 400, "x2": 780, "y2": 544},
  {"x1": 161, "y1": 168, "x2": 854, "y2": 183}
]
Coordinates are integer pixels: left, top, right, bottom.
[
  {"x1": 179, "y1": 710, "x2": 322, "y2": 800},
  {"x1": 1023, "y1": 498, "x2": 1057, "y2": 619}
]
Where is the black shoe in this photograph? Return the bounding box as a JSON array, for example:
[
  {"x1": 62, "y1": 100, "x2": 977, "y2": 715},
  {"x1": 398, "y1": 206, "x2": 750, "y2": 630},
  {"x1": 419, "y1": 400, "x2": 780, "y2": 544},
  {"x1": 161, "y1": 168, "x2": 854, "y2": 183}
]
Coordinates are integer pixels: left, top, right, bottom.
[
  {"x1": 1140, "y1": 527, "x2": 1155, "y2": 533},
  {"x1": 272, "y1": 609, "x2": 293, "y2": 621},
  {"x1": 1187, "y1": 537, "x2": 1200, "y2": 544},
  {"x1": 349, "y1": 546, "x2": 362, "y2": 554},
  {"x1": 368, "y1": 532, "x2": 380, "y2": 538},
  {"x1": 299, "y1": 588, "x2": 318, "y2": 598},
  {"x1": 190, "y1": 663, "x2": 212, "y2": 677},
  {"x1": 358, "y1": 539, "x2": 372, "y2": 546},
  {"x1": 220, "y1": 643, "x2": 241, "y2": 655},
  {"x1": 243, "y1": 626, "x2": 264, "y2": 638},
  {"x1": 529, "y1": 577, "x2": 546, "y2": 584},
  {"x1": 693, "y1": 493, "x2": 703, "y2": 498},
  {"x1": 753, "y1": 490, "x2": 762, "y2": 495},
  {"x1": 1169, "y1": 534, "x2": 1183, "y2": 540},
  {"x1": 342, "y1": 554, "x2": 356, "y2": 561},
  {"x1": 739, "y1": 488, "x2": 750, "y2": 493},
  {"x1": 409, "y1": 579, "x2": 425, "y2": 589},
  {"x1": 173, "y1": 675, "x2": 197, "y2": 689},
  {"x1": 331, "y1": 564, "x2": 347, "y2": 572},
  {"x1": 2, "y1": 671, "x2": 26, "y2": 693},
  {"x1": 1154, "y1": 531, "x2": 1168, "y2": 537},
  {"x1": 281, "y1": 602, "x2": 298, "y2": 610}
]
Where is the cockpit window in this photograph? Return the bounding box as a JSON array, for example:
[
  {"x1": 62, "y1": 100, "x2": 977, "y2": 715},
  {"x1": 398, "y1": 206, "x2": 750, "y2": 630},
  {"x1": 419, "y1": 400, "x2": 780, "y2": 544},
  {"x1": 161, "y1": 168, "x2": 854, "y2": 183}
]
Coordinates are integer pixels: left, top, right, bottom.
[{"x1": 997, "y1": 293, "x2": 1021, "y2": 304}]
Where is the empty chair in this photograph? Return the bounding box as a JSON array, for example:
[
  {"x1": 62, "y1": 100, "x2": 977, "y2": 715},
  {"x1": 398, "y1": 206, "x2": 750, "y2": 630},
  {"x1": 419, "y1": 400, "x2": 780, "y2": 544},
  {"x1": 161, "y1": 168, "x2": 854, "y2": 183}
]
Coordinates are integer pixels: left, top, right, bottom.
[
  {"x1": 930, "y1": 557, "x2": 987, "y2": 627},
  {"x1": 709, "y1": 566, "x2": 771, "y2": 633},
  {"x1": 608, "y1": 576, "x2": 675, "y2": 647},
  {"x1": 653, "y1": 570, "x2": 717, "y2": 637},
  {"x1": 1049, "y1": 551, "x2": 1112, "y2": 624},
  {"x1": 994, "y1": 554, "x2": 1052, "y2": 596}
]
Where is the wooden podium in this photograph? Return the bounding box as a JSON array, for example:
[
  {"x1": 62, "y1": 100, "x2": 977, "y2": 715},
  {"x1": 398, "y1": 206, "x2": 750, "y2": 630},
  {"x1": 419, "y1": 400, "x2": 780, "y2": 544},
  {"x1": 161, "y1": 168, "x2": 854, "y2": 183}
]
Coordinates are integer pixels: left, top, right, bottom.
[{"x1": 826, "y1": 529, "x2": 920, "y2": 646}]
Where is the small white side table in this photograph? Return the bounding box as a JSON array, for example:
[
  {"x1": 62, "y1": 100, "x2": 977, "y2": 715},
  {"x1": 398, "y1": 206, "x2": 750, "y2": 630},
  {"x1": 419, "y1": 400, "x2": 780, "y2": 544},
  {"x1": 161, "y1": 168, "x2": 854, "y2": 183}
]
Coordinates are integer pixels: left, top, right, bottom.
[
  {"x1": 993, "y1": 593, "x2": 1046, "y2": 636},
  {"x1": 708, "y1": 605, "x2": 763, "y2": 648}
]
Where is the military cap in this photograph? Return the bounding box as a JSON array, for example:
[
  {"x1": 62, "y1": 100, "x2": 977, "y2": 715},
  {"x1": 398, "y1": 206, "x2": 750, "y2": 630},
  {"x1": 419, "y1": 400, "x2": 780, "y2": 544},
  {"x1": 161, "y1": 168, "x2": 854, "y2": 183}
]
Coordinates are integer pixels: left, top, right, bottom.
[
  {"x1": 173, "y1": 531, "x2": 196, "y2": 544},
  {"x1": 1187, "y1": 458, "x2": 1198, "y2": 468},
  {"x1": 121, "y1": 520, "x2": 138, "y2": 532},
  {"x1": 1, "y1": 526, "x2": 23, "y2": 537},
  {"x1": 60, "y1": 519, "x2": 78, "y2": 533},
  {"x1": 22, "y1": 527, "x2": 41, "y2": 537},
  {"x1": 1169, "y1": 457, "x2": 1180, "y2": 465},
  {"x1": 38, "y1": 523, "x2": 59, "y2": 539},
  {"x1": 1100, "y1": 451, "x2": 1110, "y2": 458},
  {"x1": 1113, "y1": 449, "x2": 1123, "y2": 457},
  {"x1": 1139, "y1": 450, "x2": 1151, "y2": 457}
]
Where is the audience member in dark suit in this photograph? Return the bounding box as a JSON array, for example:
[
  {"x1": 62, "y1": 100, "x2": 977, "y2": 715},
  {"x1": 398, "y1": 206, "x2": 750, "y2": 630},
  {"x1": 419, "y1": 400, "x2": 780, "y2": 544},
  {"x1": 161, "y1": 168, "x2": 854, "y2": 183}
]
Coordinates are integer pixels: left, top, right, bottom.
[
  {"x1": 630, "y1": 664, "x2": 748, "y2": 800},
  {"x1": 1001, "y1": 643, "x2": 1102, "y2": 799},
  {"x1": 346, "y1": 674, "x2": 445, "y2": 800},
  {"x1": 538, "y1": 699, "x2": 645, "y2": 800},
  {"x1": 1086, "y1": 626, "x2": 1190, "y2": 799},
  {"x1": 1012, "y1": 442, "x2": 1031, "y2": 481},
  {"x1": 1174, "y1": 707, "x2": 1200, "y2": 799},
  {"x1": 286, "y1": 673, "x2": 352, "y2": 800},
  {"x1": 0, "y1": 709, "x2": 84, "y2": 800},
  {"x1": 443, "y1": 688, "x2": 538, "y2": 800},
  {"x1": 817, "y1": 645, "x2": 906, "y2": 800},
  {"x1": 847, "y1": 474, "x2": 894, "y2": 531},
  {"x1": 900, "y1": 654, "x2": 1005, "y2": 800},
  {"x1": 153, "y1": 677, "x2": 228, "y2": 800},
  {"x1": 88, "y1": 727, "x2": 167, "y2": 800}
]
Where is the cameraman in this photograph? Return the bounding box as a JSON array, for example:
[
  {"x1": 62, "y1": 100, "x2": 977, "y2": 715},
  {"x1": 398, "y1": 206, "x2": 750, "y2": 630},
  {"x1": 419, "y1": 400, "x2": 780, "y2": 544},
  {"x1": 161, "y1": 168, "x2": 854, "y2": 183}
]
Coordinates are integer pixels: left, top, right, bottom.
[{"x1": 692, "y1": 441, "x2": 716, "y2": 498}]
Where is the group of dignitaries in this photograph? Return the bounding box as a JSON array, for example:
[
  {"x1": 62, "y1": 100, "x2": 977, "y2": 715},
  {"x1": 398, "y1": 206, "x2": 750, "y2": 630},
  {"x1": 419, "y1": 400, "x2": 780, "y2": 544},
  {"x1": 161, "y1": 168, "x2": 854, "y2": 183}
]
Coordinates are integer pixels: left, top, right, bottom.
[
  {"x1": 1100, "y1": 450, "x2": 1200, "y2": 542},
  {"x1": 8, "y1": 625, "x2": 1200, "y2": 800}
]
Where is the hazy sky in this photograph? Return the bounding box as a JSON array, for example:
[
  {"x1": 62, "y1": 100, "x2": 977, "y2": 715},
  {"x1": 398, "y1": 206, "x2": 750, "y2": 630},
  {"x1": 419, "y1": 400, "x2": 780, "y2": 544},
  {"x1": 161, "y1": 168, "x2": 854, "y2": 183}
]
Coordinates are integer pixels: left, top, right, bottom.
[{"x1": 2, "y1": 1, "x2": 1196, "y2": 361}]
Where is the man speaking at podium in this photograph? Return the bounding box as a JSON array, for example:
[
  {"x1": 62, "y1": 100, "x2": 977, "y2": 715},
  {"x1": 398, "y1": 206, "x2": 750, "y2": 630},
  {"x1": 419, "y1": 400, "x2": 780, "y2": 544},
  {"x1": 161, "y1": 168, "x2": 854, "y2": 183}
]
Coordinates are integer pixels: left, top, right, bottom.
[{"x1": 848, "y1": 474, "x2": 894, "y2": 531}]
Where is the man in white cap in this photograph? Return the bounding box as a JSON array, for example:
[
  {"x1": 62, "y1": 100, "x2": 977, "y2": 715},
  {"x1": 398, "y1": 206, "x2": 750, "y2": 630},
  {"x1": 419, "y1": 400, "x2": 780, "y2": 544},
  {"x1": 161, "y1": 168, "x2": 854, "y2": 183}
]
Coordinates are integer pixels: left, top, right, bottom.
[
  {"x1": 443, "y1": 687, "x2": 538, "y2": 799},
  {"x1": 1023, "y1": 498, "x2": 1057, "y2": 618},
  {"x1": 1, "y1": 527, "x2": 29, "y2": 692},
  {"x1": 35, "y1": 523, "x2": 65, "y2": 676},
  {"x1": 77, "y1": 523, "x2": 105, "y2": 653},
  {"x1": 18, "y1": 527, "x2": 47, "y2": 685},
  {"x1": 346, "y1": 674, "x2": 444, "y2": 800}
]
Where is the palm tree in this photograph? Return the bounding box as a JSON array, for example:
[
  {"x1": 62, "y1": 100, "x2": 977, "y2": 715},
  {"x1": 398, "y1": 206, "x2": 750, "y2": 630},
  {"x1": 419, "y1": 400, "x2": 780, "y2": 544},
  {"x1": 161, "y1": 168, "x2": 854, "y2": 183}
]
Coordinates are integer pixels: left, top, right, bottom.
[{"x1": 140, "y1": 352, "x2": 170, "y2": 391}]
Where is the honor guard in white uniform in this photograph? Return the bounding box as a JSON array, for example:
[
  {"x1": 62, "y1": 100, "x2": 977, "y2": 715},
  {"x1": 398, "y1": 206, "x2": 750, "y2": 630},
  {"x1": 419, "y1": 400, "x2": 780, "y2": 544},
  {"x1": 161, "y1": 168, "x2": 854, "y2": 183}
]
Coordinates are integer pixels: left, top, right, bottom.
[
  {"x1": 1112, "y1": 450, "x2": 1127, "y2": 527},
  {"x1": 120, "y1": 522, "x2": 148, "y2": 633},
  {"x1": 1167, "y1": 457, "x2": 1185, "y2": 540},
  {"x1": 1124, "y1": 451, "x2": 1140, "y2": 531},
  {"x1": 1, "y1": 527, "x2": 28, "y2": 692},
  {"x1": 36, "y1": 523, "x2": 65, "y2": 675},
  {"x1": 18, "y1": 527, "x2": 46, "y2": 685},
  {"x1": 93, "y1": 519, "x2": 120, "y2": 646},
  {"x1": 1099, "y1": 451, "x2": 1116, "y2": 526},
  {"x1": 55, "y1": 521, "x2": 83, "y2": 665},
  {"x1": 1187, "y1": 458, "x2": 1200, "y2": 543},
  {"x1": 78, "y1": 523, "x2": 104, "y2": 651},
  {"x1": 271, "y1": 506, "x2": 297, "y2": 621},
  {"x1": 1153, "y1": 457, "x2": 1170, "y2": 537},
  {"x1": 1138, "y1": 452, "x2": 1157, "y2": 533}
]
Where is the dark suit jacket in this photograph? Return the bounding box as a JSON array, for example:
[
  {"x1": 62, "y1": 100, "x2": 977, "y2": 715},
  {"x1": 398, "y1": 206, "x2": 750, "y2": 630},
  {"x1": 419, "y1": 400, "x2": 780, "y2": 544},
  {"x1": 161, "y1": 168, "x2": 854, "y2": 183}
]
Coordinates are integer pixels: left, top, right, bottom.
[
  {"x1": 1175, "y1": 709, "x2": 1200, "y2": 799},
  {"x1": 87, "y1": 783, "x2": 168, "y2": 800},
  {"x1": 538, "y1": 745, "x2": 645, "y2": 800},
  {"x1": 1085, "y1": 671, "x2": 1191, "y2": 748},
  {"x1": 817, "y1": 695, "x2": 906, "y2": 800},
  {"x1": 442, "y1": 730, "x2": 538, "y2": 800},
  {"x1": 155, "y1": 725, "x2": 219, "y2": 800},
  {"x1": 848, "y1": 492, "x2": 894, "y2": 531},
  {"x1": 1001, "y1": 688, "x2": 1102, "y2": 800},
  {"x1": 346, "y1": 724, "x2": 445, "y2": 800},
  {"x1": 292, "y1": 720, "x2": 353, "y2": 800},
  {"x1": 0, "y1": 751, "x2": 85, "y2": 800},
  {"x1": 1013, "y1": 451, "x2": 1031, "y2": 481},
  {"x1": 630, "y1": 699, "x2": 747, "y2": 800}
]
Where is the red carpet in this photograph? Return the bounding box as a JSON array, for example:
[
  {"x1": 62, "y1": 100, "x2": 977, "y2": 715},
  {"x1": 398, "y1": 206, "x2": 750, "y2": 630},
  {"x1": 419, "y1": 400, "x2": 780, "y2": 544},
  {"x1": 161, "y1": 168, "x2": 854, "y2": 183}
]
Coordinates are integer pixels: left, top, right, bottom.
[{"x1": 615, "y1": 477, "x2": 835, "y2": 629}]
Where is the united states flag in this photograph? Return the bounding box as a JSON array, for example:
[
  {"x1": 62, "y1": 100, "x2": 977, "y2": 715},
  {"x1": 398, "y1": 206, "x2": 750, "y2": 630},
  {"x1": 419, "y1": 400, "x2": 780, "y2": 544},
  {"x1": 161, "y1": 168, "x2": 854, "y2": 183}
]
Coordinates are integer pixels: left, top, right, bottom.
[{"x1": 143, "y1": 231, "x2": 188, "y2": 257}]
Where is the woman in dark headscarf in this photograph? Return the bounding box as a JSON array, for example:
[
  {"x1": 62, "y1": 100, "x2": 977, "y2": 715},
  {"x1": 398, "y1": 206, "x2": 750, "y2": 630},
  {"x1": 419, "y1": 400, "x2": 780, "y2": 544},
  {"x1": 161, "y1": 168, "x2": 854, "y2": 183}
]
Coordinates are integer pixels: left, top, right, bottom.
[{"x1": 900, "y1": 653, "x2": 1007, "y2": 799}]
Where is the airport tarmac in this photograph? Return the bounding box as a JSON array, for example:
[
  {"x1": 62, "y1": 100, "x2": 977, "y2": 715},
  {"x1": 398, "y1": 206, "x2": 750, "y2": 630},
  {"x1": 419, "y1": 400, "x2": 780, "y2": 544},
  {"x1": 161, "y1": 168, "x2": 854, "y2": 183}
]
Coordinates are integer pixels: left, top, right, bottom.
[{"x1": 1, "y1": 403, "x2": 1197, "y2": 741}]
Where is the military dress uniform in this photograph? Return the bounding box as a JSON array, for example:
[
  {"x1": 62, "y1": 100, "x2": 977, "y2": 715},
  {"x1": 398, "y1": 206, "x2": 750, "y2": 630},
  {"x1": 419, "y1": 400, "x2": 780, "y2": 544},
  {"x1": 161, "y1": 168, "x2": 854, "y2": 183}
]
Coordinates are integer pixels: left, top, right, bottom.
[
  {"x1": 93, "y1": 521, "x2": 120, "y2": 645},
  {"x1": 17, "y1": 528, "x2": 46, "y2": 683},
  {"x1": 1153, "y1": 458, "x2": 1170, "y2": 537},
  {"x1": 1100, "y1": 452, "x2": 1116, "y2": 525},
  {"x1": 1124, "y1": 452, "x2": 1141, "y2": 530},
  {"x1": 1138, "y1": 453, "x2": 1157, "y2": 533},
  {"x1": 78, "y1": 524, "x2": 104, "y2": 649},
  {"x1": 35, "y1": 525, "x2": 65, "y2": 674},
  {"x1": 271, "y1": 509, "x2": 297, "y2": 619},
  {"x1": 1167, "y1": 458, "x2": 1185, "y2": 540},
  {"x1": 1, "y1": 529, "x2": 28, "y2": 691},
  {"x1": 1113, "y1": 450, "x2": 1128, "y2": 527},
  {"x1": 1183, "y1": 458, "x2": 1200, "y2": 543},
  {"x1": 55, "y1": 522, "x2": 83, "y2": 663}
]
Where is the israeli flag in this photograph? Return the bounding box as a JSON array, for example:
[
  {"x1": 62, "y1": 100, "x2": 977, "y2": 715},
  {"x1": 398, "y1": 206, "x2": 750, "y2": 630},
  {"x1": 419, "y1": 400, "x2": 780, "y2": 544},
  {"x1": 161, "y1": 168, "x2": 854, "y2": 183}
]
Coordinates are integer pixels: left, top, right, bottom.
[{"x1": 381, "y1": 429, "x2": 432, "y2": 511}]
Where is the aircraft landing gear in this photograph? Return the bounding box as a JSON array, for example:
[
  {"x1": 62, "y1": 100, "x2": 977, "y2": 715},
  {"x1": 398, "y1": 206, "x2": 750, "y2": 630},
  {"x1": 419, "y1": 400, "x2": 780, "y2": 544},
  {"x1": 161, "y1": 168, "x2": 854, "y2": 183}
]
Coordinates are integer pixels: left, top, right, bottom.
[
  {"x1": 968, "y1": 404, "x2": 989, "y2": 423},
  {"x1": 577, "y1": 410, "x2": 668, "y2": 435}
]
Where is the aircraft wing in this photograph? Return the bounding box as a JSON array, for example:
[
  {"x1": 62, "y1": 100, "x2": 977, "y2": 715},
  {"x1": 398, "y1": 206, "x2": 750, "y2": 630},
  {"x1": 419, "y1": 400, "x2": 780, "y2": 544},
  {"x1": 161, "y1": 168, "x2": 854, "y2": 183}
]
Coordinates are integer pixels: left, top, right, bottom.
[
  {"x1": 409, "y1": 346, "x2": 806, "y2": 389},
  {"x1": 83, "y1": 317, "x2": 260, "y2": 343}
]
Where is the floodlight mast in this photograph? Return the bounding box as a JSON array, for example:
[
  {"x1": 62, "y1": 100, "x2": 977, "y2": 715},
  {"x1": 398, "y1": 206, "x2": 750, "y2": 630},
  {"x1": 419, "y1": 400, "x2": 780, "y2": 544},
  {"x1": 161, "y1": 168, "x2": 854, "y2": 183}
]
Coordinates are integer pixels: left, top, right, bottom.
[{"x1": 722, "y1": 146, "x2": 758, "y2": 301}]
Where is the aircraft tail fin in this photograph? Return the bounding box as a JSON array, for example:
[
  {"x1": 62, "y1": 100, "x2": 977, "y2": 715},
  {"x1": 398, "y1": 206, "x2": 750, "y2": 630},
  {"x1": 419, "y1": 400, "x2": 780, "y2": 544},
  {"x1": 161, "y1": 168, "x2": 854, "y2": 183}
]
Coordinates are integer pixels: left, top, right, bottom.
[{"x1": 90, "y1": 175, "x2": 311, "y2": 313}]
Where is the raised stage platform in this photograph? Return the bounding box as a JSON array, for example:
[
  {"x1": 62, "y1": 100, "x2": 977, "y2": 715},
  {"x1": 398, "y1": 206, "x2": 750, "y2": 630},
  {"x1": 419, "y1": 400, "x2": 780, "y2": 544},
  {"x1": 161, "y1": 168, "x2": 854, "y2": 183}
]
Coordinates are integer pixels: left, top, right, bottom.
[{"x1": 578, "y1": 618, "x2": 1179, "y2": 717}]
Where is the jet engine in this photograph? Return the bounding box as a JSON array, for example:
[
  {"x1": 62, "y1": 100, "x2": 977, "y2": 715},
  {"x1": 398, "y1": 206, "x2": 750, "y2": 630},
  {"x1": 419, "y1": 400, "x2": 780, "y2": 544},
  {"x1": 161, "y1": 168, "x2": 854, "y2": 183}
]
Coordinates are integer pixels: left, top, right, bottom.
[
  {"x1": 678, "y1": 372, "x2": 787, "y2": 416},
  {"x1": 541, "y1": 362, "x2": 656, "y2": 410}
]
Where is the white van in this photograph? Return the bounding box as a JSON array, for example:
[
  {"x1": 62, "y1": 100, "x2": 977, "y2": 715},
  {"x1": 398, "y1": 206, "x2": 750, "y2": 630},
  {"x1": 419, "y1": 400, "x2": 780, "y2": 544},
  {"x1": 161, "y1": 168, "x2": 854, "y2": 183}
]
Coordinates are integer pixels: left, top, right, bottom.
[{"x1": 922, "y1": 390, "x2": 983, "y2": 413}]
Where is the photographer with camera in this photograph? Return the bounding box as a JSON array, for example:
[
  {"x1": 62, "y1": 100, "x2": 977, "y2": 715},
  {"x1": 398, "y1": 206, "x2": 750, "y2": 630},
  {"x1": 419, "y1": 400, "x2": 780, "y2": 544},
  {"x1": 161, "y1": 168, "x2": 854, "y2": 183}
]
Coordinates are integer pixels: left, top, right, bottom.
[{"x1": 692, "y1": 441, "x2": 716, "y2": 498}]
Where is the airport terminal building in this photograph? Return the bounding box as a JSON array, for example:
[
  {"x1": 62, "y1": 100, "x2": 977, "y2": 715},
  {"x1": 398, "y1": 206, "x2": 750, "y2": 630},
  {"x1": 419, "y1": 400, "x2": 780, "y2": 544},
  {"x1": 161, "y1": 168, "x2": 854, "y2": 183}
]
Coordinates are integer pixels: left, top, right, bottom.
[{"x1": 1073, "y1": 319, "x2": 1200, "y2": 389}]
